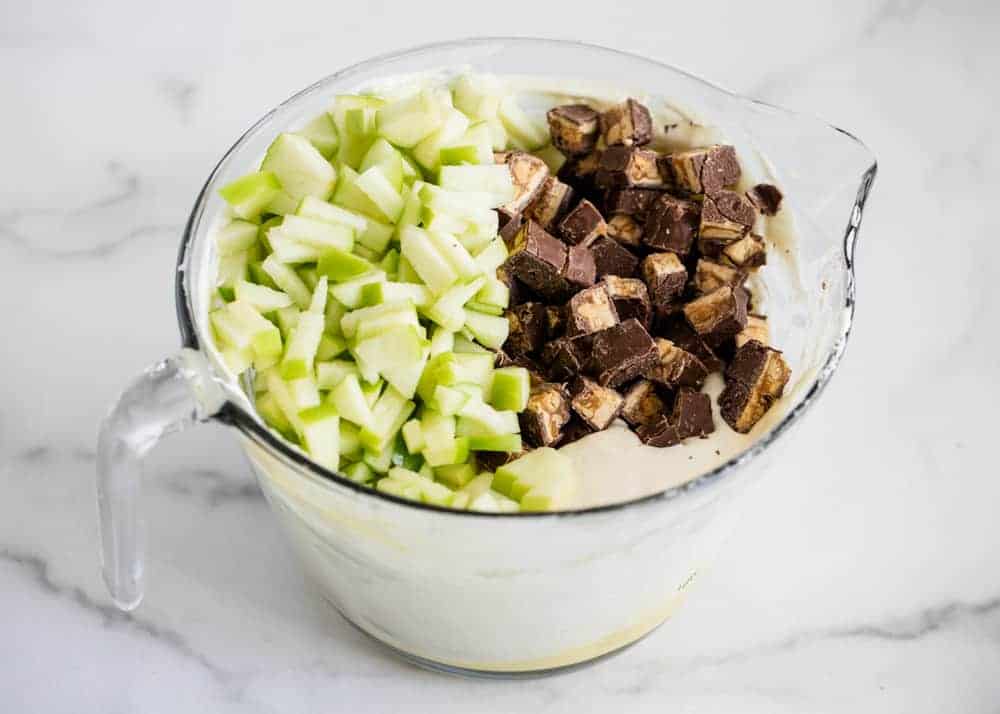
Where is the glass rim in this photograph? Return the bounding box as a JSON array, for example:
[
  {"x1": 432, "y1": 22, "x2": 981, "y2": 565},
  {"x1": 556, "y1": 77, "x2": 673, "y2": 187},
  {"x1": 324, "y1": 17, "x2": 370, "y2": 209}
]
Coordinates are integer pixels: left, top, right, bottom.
[{"x1": 175, "y1": 36, "x2": 877, "y2": 519}]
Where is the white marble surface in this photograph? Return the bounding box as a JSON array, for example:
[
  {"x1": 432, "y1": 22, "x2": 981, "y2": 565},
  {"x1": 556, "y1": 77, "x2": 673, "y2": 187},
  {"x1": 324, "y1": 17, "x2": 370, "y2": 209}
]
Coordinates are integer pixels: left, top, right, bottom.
[{"x1": 3, "y1": 1, "x2": 998, "y2": 711}]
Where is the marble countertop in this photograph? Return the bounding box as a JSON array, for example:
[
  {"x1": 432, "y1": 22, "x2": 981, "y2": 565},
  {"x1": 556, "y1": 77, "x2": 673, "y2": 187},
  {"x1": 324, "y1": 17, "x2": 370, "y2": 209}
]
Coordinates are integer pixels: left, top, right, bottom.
[{"x1": 3, "y1": 1, "x2": 998, "y2": 711}]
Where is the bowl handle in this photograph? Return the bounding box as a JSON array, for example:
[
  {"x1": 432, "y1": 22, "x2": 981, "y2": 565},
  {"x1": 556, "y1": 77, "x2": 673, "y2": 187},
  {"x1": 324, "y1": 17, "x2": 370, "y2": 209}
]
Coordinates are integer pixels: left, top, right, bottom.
[{"x1": 96, "y1": 348, "x2": 226, "y2": 611}]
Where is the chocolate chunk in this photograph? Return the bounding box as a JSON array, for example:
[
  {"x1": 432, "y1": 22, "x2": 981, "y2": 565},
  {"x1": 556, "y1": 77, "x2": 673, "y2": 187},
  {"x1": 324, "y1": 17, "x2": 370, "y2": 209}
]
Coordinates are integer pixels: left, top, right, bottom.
[
  {"x1": 605, "y1": 188, "x2": 663, "y2": 219},
  {"x1": 526, "y1": 177, "x2": 575, "y2": 232},
  {"x1": 722, "y1": 233, "x2": 767, "y2": 269},
  {"x1": 587, "y1": 318, "x2": 659, "y2": 388},
  {"x1": 746, "y1": 183, "x2": 783, "y2": 215},
  {"x1": 547, "y1": 104, "x2": 600, "y2": 156},
  {"x1": 563, "y1": 244, "x2": 596, "y2": 290},
  {"x1": 568, "y1": 376, "x2": 624, "y2": 430},
  {"x1": 606, "y1": 213, "x2": 643, "y2": 247},
  {"x1": 665, "y1": 144, "x2": 741, "y2": 194},
  {"x1": 620, "y1": 379, "x2": 667, "y2": 427},
  {"x1": 504, "y1": 220, "x2": 569, "y2": 300},
  {"x1": 566, "y1": 284, "x2": 620, "y2": 337},
  {"x1": 699, "y1": 190, "x2": 756, "y2": 248},
  {"x1": 719, "y1": 340, "x2": 791, "y2": 433},
  {"x1": 558, "y1": 151, "x2": 602, "y2": 192},
  {"x1": 498, "y1": 151, "x2": 550, "y2": 213},
  {"x1": 558, "y1": 415, "x2": 596, "y2": 446},
  {"x1": 735, "y1": 315, "x2": 770, "y2": 349},
  {"x1": 545, "y1": 304, "x2": 566, "y2": 339},
  {"x1": 643, "y1": 194, "x2": 700, "y2": 255},
  {"x1": 498, "y1": 210, "x2": 523, "y2": 248},
  {"x1": 641, "y1": 252, "x2": 688, "y2": 309},
  {"x1": 636, "y1": 388, "x2": 715, "y2": 447},
  {"x1": 540, "y1": 335, "x2": 591, "y2": 382},
  {"x1": 596, "y1": 146, "x2": 665, "y2": 189},
  {"x1": 519, "y1": 382, "x2": 571, "y2": 447},
  {"x1": 496, "y1": 265, "x2": 534, "y2": 306},
  {"x1": 600, "y1": 98, "x2": 653, "y2": 147},
  {"x1": 558, "y1": 199, "x2": 606, "y2": 246},
  {"x1": 602, "y1": 276, "x2": 652, "y2": 328},
  {"x1": 693, "y1": 259, "x2": 745, "y2": 295},
  {"x1": 645, "y1": 338, "x2": 709, "y2": 389},
  {"x1": 683, "y1": 285, "x2": 750, "y2": 347},
  {"x1": 477, "y1": 448, "x2": 527, "y2": 472},
  {"x1": 590, "y1": 236, "x2": 639, "y2": 278},
  {"x1": 658, "y1": 318, "x2": 725, "y2": 374},
  {"x1": 504, "y1": 302, "x2": 547, "y2": 356}
]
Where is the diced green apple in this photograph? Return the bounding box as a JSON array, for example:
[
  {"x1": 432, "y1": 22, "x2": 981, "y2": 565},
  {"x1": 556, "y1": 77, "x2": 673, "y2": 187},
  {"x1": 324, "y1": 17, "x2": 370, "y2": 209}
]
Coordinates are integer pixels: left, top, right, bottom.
[
  {"x1": 316, "y1": 359, "x2": 359, "y2": 389},
  {"x1": 463, "y1": 309, "x2": 509, "y2": 350},
  {"x1": 489, "y1": 367, "x2": 530, "y2": 412},
  {"x1": 359, "y1": 385, "x2": 415, "y2": 452},
  {"x1": 296, "y1": 112, "x2": 339, "y2": 158},
  {"x1": 216, "y1": 220, "x2": 260, "y2": 256},
  {"x1": 492, "y1": 447, "x2": 577, "y2": 511},
  {"x1": 317, "y1": 247, "x2": 375, "y2": 282},
  {"x1": 280, "y1": 312, "x2": 324, "y2": 379},
  {"x1": 262, "y1": 255, "x2": 312, "y2": 309},
  {"x1": 399, "y1": 226, "x2": 459, "y2": 294},
  {"x1": 234, "y1": 280, "x2": 292, "y2": 313},
  {"x1": 401, "y1": 419, "x2": 425, "y2": 453},
  {"x1": 261, "y1": 133, "x2": 337, "y2": 212},
  {"x1": 438, "y1": 165, "x2": 514, "y2": 204},
  {"x1": 298, "y1": 403, "x2": 340, "y2": 471},
  {"x1": 328, "y1": 270, "x2": 386, "y2": 309},
  {"x1": 498, "y1": 95, "x2": 549, "y2": 150},
  {"x1": 343, "y1": 461, "x2": 374, "y2": 484},
  {"x1": 219, "y1": 171, "x2": 281, "y2": 221},
  {"x1": 375, "y1": 90, "x2": 443, "y2": 148},
  {"x1": 329, "y1": 373, "x2": 374, "y2": 428}
]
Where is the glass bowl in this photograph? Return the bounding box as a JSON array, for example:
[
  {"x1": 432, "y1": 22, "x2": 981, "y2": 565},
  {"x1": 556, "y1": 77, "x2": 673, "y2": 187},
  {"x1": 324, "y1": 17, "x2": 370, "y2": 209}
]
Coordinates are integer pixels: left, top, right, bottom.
[{"x1": 96, "y1": 37, "x2": 876, "y2": 676}]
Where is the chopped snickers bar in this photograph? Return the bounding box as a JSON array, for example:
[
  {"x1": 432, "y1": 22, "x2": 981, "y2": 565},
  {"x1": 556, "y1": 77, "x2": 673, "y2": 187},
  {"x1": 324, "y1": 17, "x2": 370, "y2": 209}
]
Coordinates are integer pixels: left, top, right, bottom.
[
  {"x1": 558, "y1": 199, "x2": 606, "y2": 246},
  {"x1": 477, "y1": 448, "x2": 528, "y2": 472},
  {"x1": 602, "y1": 276, "x2": 652, "y2": 328},
  {"x1": 693, "y1": 259, "x2": 745, "y2": 295},
  {"x1": 590, "y1": 236, "x2": 639, "y2": 278},
  {"x1": 587, "y1": 318, "x2": 659, "y2": 388},
  {"x1": 699, "y1": 190, "x2": 757, "y2": 246},
  {"x1": 719, "y1": 340, "x2": 791, "y2": 433},
  {"x1": 683, "y1": 285, "x2": 749, "y2": 347},
  {"x1": 562, "y1": 244, "x2": 596, "y2": 290},
  {"x1": 721, "y1": 233, "x2": 767, "y2": 269},
  {"x1": 641, "y1": 252, "x2": 688, "y2": 309},
  {"x1": 658, "y1": 318, "x2": 725, "y2": 374},
  {"x1": 605, "y1": 188, "x2": 662, "y2": 220},
  {"x1": 569, "y1": 376, "x2": 624, "y2": 431},
  {"x1": 606, "y1": 213, "x2": 643, "y2": 247},
  {"x1": 504, "y1": 302, "x2": 547, "y2": 355},
  {"x1": 520, "y1": 382, "x2": 571, "y2": 447},
  {"x1": 558, "y1": 415, "x2": 596, "y2": 446},
  {"x1": 620, "y1": 379, "x2": 667, "y2": 428},
  {"x1": 600, "y1": 98, "x2": 653, "y2": 147},
  {"x1": 566, "y1": 284, "x2": 620, "y2": 337},
  {"x1": 526, "y1": 176, "x2": 575, "y2": 232},
  {"x1": 547, "y1": 104, "x2": 601, "y2": 156},
  {"x1": 541, "y1": 335, "x2": 591, "y2": 382},
  {"x1": 643, "y1": 194, "x2": 700, "y2": 255},
  {"x1": 498, "y1": 151, "x2": 550, "y2": 213},
  {"x1": 545, "y1": 304, "x2": 566, "y2": 339},
  {"x1": 665, "y1": 144, "x2": 741, "y2": 194},
  {"x1": 596, "y1": 146, "x2": 665, "y2": 189},
  {"x1": 746, "y1": 183, "x2": 783, "y2": 215},
  {"x1": 645, "y1": 338, "x2": 709, "y2": 389},
  {"x1": 557, "y1": 151, "x2": 603, "y2": 195},
  {"x1": 735, "y1": 315, "x2": 770, "y2": 349},
  {"x1": 636, "y1": 388, "x2": 715, "y2": 447},
  {"x1": 498, "y1": 210, "x2": 523, "y2": 247},
  {"x1": 504, "y1": 220, "x2": 568, "y2": 300}
]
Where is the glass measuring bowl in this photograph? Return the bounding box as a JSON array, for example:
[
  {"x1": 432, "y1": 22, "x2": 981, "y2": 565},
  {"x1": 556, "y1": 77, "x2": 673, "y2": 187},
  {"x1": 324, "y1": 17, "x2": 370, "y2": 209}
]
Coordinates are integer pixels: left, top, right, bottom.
[{"x1": 96, "y1": 37, "x2": 876, "y2": 676}]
